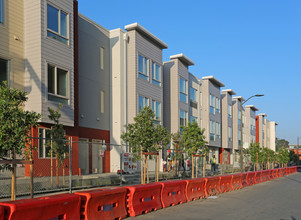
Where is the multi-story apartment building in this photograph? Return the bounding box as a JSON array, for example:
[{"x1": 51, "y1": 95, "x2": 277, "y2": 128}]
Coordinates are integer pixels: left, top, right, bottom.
[
  {"x1": 201, "y1": 76, "x2": 225, "y2": 163},
  {"x1": 163, "y1": 54, "x2": 194, "y2": 135},
  {"x1": 221, "y1": 89, "x2": 236, "y2": 164},
  {"x1": 232, "y1": 96, "x2": 244, "y2": 166},
  {"x1": 189, "y1": 73, "x2": 202, "y2": 126},
  {"x1": 110, "y1": 23, "x2": 168, "y2": 172},
  {"x1": 244, "y1": 105, "x2": 258, "y2": 148},
  {"x1": 268, "y1": 121, "x2": 277, "y2": 151},
  {"x1": 256, "y1": 113, "x2": 267, "y2": 148}
]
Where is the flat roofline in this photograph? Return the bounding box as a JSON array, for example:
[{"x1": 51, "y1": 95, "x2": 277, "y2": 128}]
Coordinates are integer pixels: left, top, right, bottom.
[
  {"x1": 258, "y1": 113, "x2": 267, "y2": 117},
  {"x1": 233, "y1": 96, "x2": 245, "y2": 102},
  {"x1": 170, "y1": 53, "x2": 194, "y2": 66},
  {"x1": 222, "y1": 89, "x2": 236, "y2": 95},
  {"x1": 202, "y1": 76, "x2": 225, "y2": 88},
  {"x1": 124, "y1": 23, "x2": 168, "y2": 49},
  {"x1": 245, "y1": 105, "x2": 259, "y2": 111}
]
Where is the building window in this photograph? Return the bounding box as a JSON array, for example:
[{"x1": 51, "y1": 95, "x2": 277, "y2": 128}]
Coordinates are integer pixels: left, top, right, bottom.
[
  {"x1": 138, "y1": 54, "x2": 148, "y2": 80},
  {"x1": 228, "y1": 127, "x2": 232, "y2": 142},
  {"x1": 210, "y1": 120, "x2": 215, "y2": 141},
  {"x1": 48, "y1": 64, "x2": 69, "y2": 104},
  {"x1": 47, "y1": 4, "x2": 68, "y2": 44},
  {"x1": 0, "y1": 58, "x2": 8, "y2": 84},
  {"x1": 151, "y1": 62, "x2": 161, "y2": 86},
  {"x1": 238, "y1": 130, "x2": 242, "y2": 146},
  {"x1": 39, "y1": 128, "x2": 51, "y2": 158},
  {"x1": 0, "y1": 0, "x2": 3, "y2": 24},
  {"x1": 238, "y1": 110, "x2": 241, "y2": 126},
  {"x1": 152, "y1": 100, "x2": 161, "y2": 122},
  {"x1": 189, "y1": 87, "x2": 197, "y2": 102},
  {"x1": 179, "y1": 78, "x2": 187, "y2": 103},
  {"x1": 138, "y1": 96, "x2": 148, "y2": 113},
  {"x1": 215, "y1": 122, "x2": 220, "y2": 139},
  {"x1": 215, "y1": 97, "x2": 220, "y2": 113},
  {"x1": 100, "y1": 47, "x2": 104, "y2": 70},
  {"x1": 228, "y1": 105, "x2": 232, "y2": 118},
  {"x1": 210, "y1": 95, "x2": 215, "y2": 114},
  {"x1": 251, "y1": 118, "x2": 255, "y2": 131},
  {"x1": 190, "y1": 115, "x2": 197, "y2": 123},
  {"x1": 180, "y1": 110, "x2": 187, "y2": 129},
  {"x1": 100, "y1": 90, "x2": 104, "y2": 113}
]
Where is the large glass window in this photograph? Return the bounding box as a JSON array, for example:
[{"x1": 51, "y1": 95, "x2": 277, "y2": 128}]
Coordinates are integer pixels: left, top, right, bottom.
[
  {"x1": 215, "y1": 122, "x2": 220, "y2": 139},
  {"x1": 215, "y1": 97, "x2": 220, "y2": 113},
  {"x1": 0, "y1": 58, "x2": 8, "y2": 84},
  {"x1": 39, "y1": 128, "x2": 51, "y2": 158},
  {"x1": 48, "y1": 64, "x2": 69, "y2": 104},
  {"x1": 138, "y1": 96, "x2": 148, "y2": 113},
  {"x1": 238, "y1": 130, "x2": 242, "y2": 146},
  {"x1": 47, "y1": 4, "x2": 68, "y2": 44},
  {"x1": 210, "y1": 120, "x2": 215, "y2": 141},
  {"x1": 210, "y1": 95, "x2": 215, "y2": 114},
  {"x1": 138, "y1": 54, "x2": 148, "y2": 80},
  {"x1": 228, "y1": 127, "x2": 232, "y2": 141},
  {"x1": 179, "y1": 78, "x2": 187, "y2": 103},
  {"x1": 152, "y1": 100, "x2": 161, "y2": 122},
  {"x1": 0, "y1": 0, "x2": 3, "y2": 24},
  {"x1": 151, "y1": 62, "x2": 161, "y2": 86},
  {"x1": 189, "y1": 87, "x2": 197, "y2": 102},
  {"x1": 180, "y1": 110, "x2": 187, "y2": 128},
  {"x1": 228, "y1": 105, "x2": 232, "y2": 118},
  {"x1": 238, "y1": 110, "x2": 242, "y2": 126}
]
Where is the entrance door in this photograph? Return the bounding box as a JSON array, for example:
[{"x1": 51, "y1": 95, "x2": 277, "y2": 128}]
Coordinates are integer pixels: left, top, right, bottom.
[
  {"x1": 78, "y1": 138, "x2": 89, "y2": 175},
  {"x1": 92, "y1": 139, "x2": 104, "y2": 174}
]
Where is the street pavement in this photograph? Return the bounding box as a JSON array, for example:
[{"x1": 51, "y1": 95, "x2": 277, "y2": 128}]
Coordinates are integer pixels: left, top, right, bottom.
[{"x1": 133, "y1": 172, "x2": 301, "y2": 220}]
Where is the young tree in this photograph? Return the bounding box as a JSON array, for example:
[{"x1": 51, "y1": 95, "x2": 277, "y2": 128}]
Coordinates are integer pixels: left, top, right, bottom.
[
  {"x1": 181, "y1": 121, "x2": 207, "y2": 178},
  {"x1": 249, "y1": 143, "x2": 262, "y2": 171},
  {"x1": 121, "y1": 106, "x2": 170, "y2": 183},
  {"x1": 48, "y1": 104, "x2": 69, "y2": 187},
  {"x1": 277, "y1": 147, "x2": 290, "y2": 167},
  {"x1": 289, "y1": 150, "x2": 299, "y2": 165},
  {"x1": 276, "y1": 138, "x2": 289, "y2": 152},
  {"x1": 0, "y1": 82, "x2": 41, "y2": 200}
]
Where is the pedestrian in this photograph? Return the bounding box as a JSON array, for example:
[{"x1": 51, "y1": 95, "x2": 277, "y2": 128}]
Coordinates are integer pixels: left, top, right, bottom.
[
  {"x1": 167, "y1": 153, "x2": 173, "y2": 172},
  {"x1": 210, "y1": 155, "x2": 216, "y2": 173}
]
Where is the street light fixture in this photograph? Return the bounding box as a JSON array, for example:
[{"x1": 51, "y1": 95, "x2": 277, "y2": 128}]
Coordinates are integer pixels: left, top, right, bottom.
[{"x1": 240, "y1": 94, "x2": 264, "y2": 172}]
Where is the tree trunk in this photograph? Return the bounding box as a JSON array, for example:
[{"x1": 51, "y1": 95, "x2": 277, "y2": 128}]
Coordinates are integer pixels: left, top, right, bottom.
[
  {"x1": 56, "y1": 153, "x2": 59, "y2": 188},
  {"x1": 144, "y1": 155, "x2": 147, "y2": 184},
  {"x1": 146, "y1": 155, "x2": 149, "y2": 184},
  {"x1": 203, "y1": 156, "x2": 205, "y2": 177},
  {"x1": 195, "y1": 157, "x2": 198, "y2": 178},
  {"x1": 140, "y1": 146, "x2": 143, "y2": 184},
  {"x1": 156, "y1": 155, "x2": 159, "y2": 182},
  {"x1": 175, "y1": 144, "x2": 178, "y2": 176}
]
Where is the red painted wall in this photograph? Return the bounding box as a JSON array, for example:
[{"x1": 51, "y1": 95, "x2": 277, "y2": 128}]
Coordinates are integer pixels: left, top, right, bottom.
[{"x1": 255, "y1": 116, "x2": 259, "y2": 143}]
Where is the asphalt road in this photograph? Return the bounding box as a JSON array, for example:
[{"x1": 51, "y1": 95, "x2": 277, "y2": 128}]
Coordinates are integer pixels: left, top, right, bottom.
[{"x1": 133, "y1": 172, "x2": 301, "y2": 220}]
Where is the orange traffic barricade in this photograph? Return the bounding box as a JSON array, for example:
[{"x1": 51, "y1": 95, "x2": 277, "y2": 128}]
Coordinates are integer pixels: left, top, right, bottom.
[
  {"x1": 125, "y1": 183, "x2": 162, "y2": 217},
  {"x1": 219, "y1": 175, "x2": 233, "y2": 193},
  {"x1": 0, "y1": 193, "x2": 81, "y2": 220},
  {"x1": 205, "y1": 176, "x2": 221, "y2": 196},
  {"x1": 247, "y1": 172, "x2": 256, "y2": 185},
  {"x1": 261, "y1": 170, "x2": 270, "y2": 182},
  {"x1": 75, "y1": 187, "x2": 127, "y2": 220},
  {"x1": 232, "y1": 173, "x2": 242, "y2": 190},
  {"x1": 159, "y1": 180, "x2": 187, "y2": 208},
  {"x1": 185, "y1": 178, "x2": 207, "y2": 201},
  {"x1": 255, "y1": 171, "x2": 262, "y2": 184},
  {"x1": 241, "y1": 173, "x2": 249, "y2": 188}
]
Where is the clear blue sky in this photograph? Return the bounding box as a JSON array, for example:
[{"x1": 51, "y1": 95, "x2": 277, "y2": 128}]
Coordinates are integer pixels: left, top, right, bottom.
[{"x1": 79, "y1": 0, "x2": 301, "y2": 144}]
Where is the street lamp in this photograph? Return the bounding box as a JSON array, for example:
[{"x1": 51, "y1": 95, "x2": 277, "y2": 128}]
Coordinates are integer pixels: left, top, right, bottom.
[{"x1": 240, "y1": 94, "x2": 264, "y2": 172}]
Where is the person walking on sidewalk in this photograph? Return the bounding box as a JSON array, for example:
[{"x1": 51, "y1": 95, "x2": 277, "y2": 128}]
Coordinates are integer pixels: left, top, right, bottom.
[
  {"x1": 211, "y1": 155, "x2": 216, "y2": 174},
  {"x1": 167, "y1": 153, "x2": 173, "y2": 172}
]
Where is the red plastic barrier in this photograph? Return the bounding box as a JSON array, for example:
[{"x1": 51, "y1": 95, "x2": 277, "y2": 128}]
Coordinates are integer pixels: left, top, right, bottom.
[
  {"x1": 220, "y1": 175, "x2": 233, "y2": 193},
  {"x1": 261, "y1": 170, "x2": 270, "y2": 182},
  {"x1": 273, "y1": 169, "x2": 278, "y2": 178},
  {"x1": 205, "y1": 176, "x2": 221, "y2": 196},
  {"x1": 0, "y1": 206, "x2": 4, "y2": 220},
  {"x1": 268, "y1": 170, "x2": 274, "y2": 180},
  {"x1": 241, "y1": 173, "x2": 249, "y2": 188},
  {"x1": 160, "y1": 180, "x2": 187, "y2": 208},
  {"x1": 186, "y1": 178, "x2": 207, "y2": 201},
  {"x1": 247, "y1": 172, "x2": 256, "y2": 185},
  {"x1": 125, "y1": 183, "x2": 162, "y2": 217},
  {"x1": 232, "y1": 173, "x2": 242, "y2": 190},
  {"x1": 278, "y1": 168, "x2": 284, "y2": 177},
  {"x1": 297, "y1": 165, "x2": 301, "y2": 172},
  {"x1": 255, "y1": 171, "x2": 262, "y2": 184},
  {"x1": 75, "y1": 187, "x2": 127, "y2": 220},
  {"x1": 0, "y1": 193, "x2": 80, "y2": 220}
]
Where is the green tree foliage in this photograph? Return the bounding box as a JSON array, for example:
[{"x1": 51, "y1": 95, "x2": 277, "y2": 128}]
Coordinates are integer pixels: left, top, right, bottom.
[
  {"x1": 48, "y1": 104, "x2": 69, "y2": 166},
  {"x1": 276, "y1": 138, "x2": 289, "y2": 152},
  {"x1": 249, "y1": 143, "x2": 261, "y2": 164},
  {"x1": 171, "y1": 131, "x2": 184, "y2": 160},
  {"x1": 121, "y1": 106, "x2": 170, "y2": 157},
  {"x1": 262, "y1": 148, "x2": 275, "y2": 164},
  {"x1": 0, "y1": 82, "x2": 41, "y2": 170},
  {"x1": 181, "y1": 121, "x2": 207, "y2": 157},
  {"x1": 277, "y1": 147, "x2": 290, "y2": 165}
]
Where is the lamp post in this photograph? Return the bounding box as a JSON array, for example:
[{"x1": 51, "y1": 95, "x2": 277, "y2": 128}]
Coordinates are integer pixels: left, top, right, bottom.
[{"x1": 240, "y1": 94, "x2": 264, "y2": 172}]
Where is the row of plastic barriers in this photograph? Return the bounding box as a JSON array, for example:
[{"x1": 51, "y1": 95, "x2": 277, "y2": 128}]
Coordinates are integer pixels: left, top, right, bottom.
[{"x1": 0, "y1": 166, "x2": 298, "y2": 220}]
